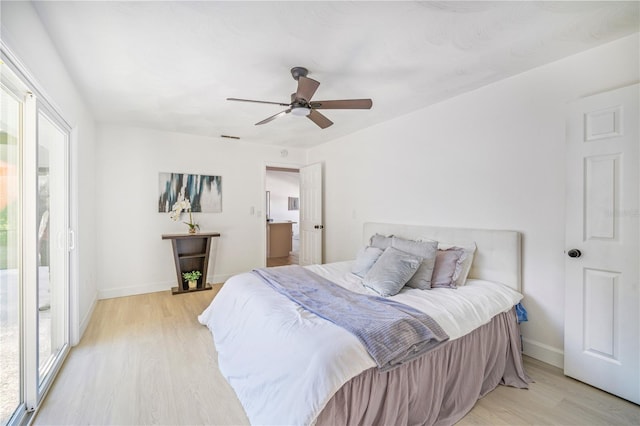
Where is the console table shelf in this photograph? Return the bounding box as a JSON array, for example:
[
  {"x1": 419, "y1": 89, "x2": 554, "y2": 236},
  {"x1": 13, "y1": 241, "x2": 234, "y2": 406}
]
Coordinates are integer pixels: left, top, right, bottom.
[
  {"x1": 162, "y1": 232, "x2": 220, "y2": 295},
  {"x1": 179, "y1": 254, "x2": 206, "y2": 260}
]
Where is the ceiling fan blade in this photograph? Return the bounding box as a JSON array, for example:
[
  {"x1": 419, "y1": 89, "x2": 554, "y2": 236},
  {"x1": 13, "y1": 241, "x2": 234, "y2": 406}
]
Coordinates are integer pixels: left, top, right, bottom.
[
  {"x1": 227, "y1": 98, "x2": 290, "y2": 107},
  {"x1": 309, "y1": 99, "x2": 373, "y2": 109},
  {"x1": 255, "y1": 109, "x2": 291, "y2": 125},
  {"x1": 307, "y1": 109, "x2": 333, "y2": 129},
  {"x1": 295, "y1": 76, "x2": 320, "y2": 102}
]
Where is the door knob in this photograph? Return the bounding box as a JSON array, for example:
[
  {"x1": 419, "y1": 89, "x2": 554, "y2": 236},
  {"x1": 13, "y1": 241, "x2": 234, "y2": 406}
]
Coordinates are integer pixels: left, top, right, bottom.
[
  {"x1": 567, "y1": 249, "x2": 582, "y2": 258},
  {"x1": 314, "y1": 225, "x2": 324, "y2": 229}
]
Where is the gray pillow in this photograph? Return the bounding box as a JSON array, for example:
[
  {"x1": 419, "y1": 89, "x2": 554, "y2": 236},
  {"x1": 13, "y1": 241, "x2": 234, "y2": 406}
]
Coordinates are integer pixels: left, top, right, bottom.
[
  {"x1": 363, "y1": 247, "x2": 422, "y2": 297},
  {"x1": 391, "y1": 236, "x2": 438, "y2": 290},
  {"x1": 431, "y1": 248, "x2": 465, "y2": 289},
  {"x1": 438, "y1": 242, "x2": 476, "y2": 286},
  {"x1": 351, "y1": 246, "x2": 384, "y2": 278},
  {"x1": 369, "y1": 233, "x2": 393, "y2": 250}
]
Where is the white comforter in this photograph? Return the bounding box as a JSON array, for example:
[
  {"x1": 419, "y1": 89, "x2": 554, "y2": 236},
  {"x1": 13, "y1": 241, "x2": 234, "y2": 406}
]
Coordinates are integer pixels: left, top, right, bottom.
[{"x1": 198, "y1": 261, "x2": 523, "y2": 425}]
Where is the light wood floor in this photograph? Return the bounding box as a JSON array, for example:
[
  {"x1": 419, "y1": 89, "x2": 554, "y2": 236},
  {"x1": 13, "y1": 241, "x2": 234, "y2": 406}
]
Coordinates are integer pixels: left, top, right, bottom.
[
  {"x1": 266, "y1": 250, "x2": 299, "y2": 267},
  {"x1": 35, "y1": 289, "x2": 640, "y2": 426}
]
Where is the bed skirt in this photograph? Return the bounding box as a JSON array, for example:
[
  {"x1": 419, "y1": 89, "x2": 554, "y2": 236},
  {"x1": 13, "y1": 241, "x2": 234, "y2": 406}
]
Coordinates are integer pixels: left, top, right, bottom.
[{"x1": 315, "y1": 308, "x2": 531, "y2": 426}]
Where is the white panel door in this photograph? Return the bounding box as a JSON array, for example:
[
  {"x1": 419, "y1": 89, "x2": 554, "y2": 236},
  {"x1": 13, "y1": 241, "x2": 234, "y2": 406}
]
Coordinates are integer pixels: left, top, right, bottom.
[
  {"x1": 564, "y1": 83, "x2": 639, "y2": 404},
  {"x1": 299, "y1": 162, "x2": 323, "y2": 265}
]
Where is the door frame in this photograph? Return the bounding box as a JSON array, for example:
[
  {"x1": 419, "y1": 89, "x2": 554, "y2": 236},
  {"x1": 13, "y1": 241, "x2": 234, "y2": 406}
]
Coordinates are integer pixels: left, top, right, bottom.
[
  {"x1": 262, "y1": 161, "x2": 302, "y2": 267},
  {"x1": 1, "y1": 43, "x2": 77, "y2": 425}
]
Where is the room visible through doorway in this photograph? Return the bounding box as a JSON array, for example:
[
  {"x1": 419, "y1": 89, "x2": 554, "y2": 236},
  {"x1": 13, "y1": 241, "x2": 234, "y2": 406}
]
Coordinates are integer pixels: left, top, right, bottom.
[{"x1": 265, "y1": 167, "x2": 299, "y2": 267}]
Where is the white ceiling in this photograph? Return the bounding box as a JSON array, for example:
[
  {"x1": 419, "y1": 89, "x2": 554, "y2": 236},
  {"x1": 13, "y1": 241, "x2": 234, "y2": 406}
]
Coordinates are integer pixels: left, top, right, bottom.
[{"x1": 33, "y1": 1, "x2": 639, "y2": 148}]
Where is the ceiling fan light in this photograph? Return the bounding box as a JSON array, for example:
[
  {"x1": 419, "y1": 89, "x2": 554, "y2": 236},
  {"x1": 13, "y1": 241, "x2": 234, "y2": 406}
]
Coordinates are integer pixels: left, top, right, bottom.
[{"x1": 291, "y1": 106, "x2": 311, "y2": 117}]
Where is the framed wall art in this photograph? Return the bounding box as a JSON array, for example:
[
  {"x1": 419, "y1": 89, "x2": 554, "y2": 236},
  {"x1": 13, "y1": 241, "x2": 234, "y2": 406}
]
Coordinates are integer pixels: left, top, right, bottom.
[
  {"x1": 288, "y1": 196, "x2": 299, "y2": 211},
  {"x1": 158, "y1": 172, "x2": 222, "y2": 213}
]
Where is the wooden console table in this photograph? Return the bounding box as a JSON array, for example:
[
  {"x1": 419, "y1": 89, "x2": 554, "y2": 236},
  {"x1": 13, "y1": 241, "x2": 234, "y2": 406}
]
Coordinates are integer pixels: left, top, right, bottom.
[{"x1": 162, "y1": 232, "x2": 220, "y2": 295}]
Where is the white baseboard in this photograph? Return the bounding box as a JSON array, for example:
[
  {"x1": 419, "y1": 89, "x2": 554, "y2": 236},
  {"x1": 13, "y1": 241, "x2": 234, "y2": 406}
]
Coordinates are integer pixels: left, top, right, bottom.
[
  {"x1": 78, "y1": 295, "x2": 97, "y2": 342},
  {"x1": 522, "y1": 337, "x2": 564, "y2": 369},
  {"x1": 98, "y1": 281, "x2": 174, "y2": 299},
  {"x1": 98, "y1": 274, "x2": 235, "y2": 300}
]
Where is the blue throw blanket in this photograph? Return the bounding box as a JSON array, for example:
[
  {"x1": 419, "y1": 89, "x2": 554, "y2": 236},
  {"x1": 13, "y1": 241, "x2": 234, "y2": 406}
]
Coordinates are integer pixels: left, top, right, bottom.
[{"x1": 253, "y1": 265, "x2": 449, "y2": 371}]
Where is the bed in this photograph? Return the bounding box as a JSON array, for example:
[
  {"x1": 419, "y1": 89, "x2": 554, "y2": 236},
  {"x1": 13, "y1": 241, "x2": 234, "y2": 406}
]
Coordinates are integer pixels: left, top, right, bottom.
[{"x1": 199, "y1": 223, "x2": 531, "y2": 425}]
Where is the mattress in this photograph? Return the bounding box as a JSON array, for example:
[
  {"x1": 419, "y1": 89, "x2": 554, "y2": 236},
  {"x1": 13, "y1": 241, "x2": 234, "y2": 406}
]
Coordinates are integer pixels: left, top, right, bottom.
[{"x1": 198, "y1": 260, "x2": 526, "y2": 425}]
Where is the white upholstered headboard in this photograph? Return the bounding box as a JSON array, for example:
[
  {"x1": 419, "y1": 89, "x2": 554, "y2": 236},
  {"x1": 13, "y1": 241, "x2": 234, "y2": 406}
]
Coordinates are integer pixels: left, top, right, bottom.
[{"x1": 363, "y1": 223, "x2": 522, "y2": 292}]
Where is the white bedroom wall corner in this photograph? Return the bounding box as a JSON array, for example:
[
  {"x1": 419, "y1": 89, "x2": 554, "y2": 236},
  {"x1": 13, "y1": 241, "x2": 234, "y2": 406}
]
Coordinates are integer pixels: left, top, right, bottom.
[
  {"x1": 522, "y1": 337, "x2": 564, "y2": 368},
  {"x1": 77, "y1": 292, "x2": 97, "y2": 344},
  {"x1": 76, "y1": 119, "x2": 99, "y2": 340},
  {"x1": 67, "y1": 115, "x2": 100, "y2": 344}
]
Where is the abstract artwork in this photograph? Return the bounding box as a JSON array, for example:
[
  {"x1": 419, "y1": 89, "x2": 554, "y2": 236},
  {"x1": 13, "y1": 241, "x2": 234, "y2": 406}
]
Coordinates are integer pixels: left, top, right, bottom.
[
  {"x1": 288, "y1": 196, "x2": 299, "y2": 211},
  {"x1": 158, "y1": 172, "x2": 222, "y2": 213}
]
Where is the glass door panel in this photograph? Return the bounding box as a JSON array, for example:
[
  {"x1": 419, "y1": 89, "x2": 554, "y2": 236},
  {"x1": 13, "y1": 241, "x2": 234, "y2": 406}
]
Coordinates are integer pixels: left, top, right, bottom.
[
  {"x1": 0, "y1": 83, "x2": 22, "y2": 424},
  {"x1": 36, "y1": 111, "x2": 68, "y2": 385},
  {"x1": 1, "y1": 48, "x2": 71, "y2": 426}
]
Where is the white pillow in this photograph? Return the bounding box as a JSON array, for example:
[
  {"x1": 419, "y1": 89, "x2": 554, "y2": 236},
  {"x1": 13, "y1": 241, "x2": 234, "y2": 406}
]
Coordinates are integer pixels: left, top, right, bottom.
[
  {"x1": 438, "y1": 242, "x2": 477, "y2": 286},
  {"x1": 351, "y1": 246, "x2": 384, "y2": 278},
  {"x1": 391, "y1": 236, "x2": 438, "y2": 290},
  {"x1": 369, "y1": 233, "x2": 393, "y2": 250},
  {"x1": 363, "y1": 247, "x2": 422, "y2": 297}
]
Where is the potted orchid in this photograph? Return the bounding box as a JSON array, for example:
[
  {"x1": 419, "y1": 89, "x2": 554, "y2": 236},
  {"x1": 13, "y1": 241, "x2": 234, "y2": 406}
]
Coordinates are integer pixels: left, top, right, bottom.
[
  {"x1": 170, "y1": 193, "x2": 199, "y2": 233},
  {"x1": 182, "y1": 270, "x2": 202, "y2": 289}
]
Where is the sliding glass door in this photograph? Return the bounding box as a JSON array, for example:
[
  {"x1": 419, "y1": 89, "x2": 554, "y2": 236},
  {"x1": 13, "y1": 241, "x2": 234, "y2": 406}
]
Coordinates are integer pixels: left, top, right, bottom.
[
  {"x1": 1, "y1": 54, "x2": 71, "y2": 426},
  {"x1": 36, "y1": 110, "x2": 69, "y2": 389},
  {"x1": 0, "y1": 72, "x2": 23, "y2": 426}
]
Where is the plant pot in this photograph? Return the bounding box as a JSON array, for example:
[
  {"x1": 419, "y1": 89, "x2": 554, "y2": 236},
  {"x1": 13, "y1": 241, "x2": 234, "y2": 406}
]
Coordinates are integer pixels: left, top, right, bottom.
[
  {"x1": 188, "y1": 227, "x2": 197, "y2": 234},
  {"x1": 188, "y1": 280, "x2": 197, "y2": 289}
]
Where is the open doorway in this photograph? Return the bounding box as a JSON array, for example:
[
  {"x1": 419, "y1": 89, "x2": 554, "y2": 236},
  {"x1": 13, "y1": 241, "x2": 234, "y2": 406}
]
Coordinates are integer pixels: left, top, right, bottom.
[{"x1": 265, "y1": 166, "x2": 300, "y2": 266}]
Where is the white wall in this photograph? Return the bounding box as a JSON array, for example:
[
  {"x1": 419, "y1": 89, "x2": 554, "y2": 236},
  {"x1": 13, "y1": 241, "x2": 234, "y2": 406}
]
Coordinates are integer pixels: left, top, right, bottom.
[
  {"x1": 95, "y1": 125, "x2": 305, "y2": 298},
  {"x1": 308, "y1": 33, "x2": 640, "y2": 367},
  {"x1": 1, "y1": 1, "x2": 98, "y2": 343}
]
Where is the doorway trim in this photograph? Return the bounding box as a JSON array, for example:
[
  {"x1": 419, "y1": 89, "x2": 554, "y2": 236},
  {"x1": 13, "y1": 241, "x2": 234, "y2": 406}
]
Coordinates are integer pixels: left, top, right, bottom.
[
  {"x1": 0, "y1": 43, "x2": 76, "y2": 425},
  {"x1": 262, "y1": 162, "x2": 301, "y2": 267}
]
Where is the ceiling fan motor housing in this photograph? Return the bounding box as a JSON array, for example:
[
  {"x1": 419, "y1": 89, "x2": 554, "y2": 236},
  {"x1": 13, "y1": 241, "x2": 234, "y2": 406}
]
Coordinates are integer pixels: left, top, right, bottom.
[{"x1": 290, "y1": 66, "x2": 309, "y2": 81}]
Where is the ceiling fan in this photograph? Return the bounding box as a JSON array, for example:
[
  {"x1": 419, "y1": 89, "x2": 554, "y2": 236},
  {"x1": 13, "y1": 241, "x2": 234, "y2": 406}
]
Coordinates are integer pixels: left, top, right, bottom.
[{"x1": 227, "y1": 67, "x2": 373, "y2": 129}]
